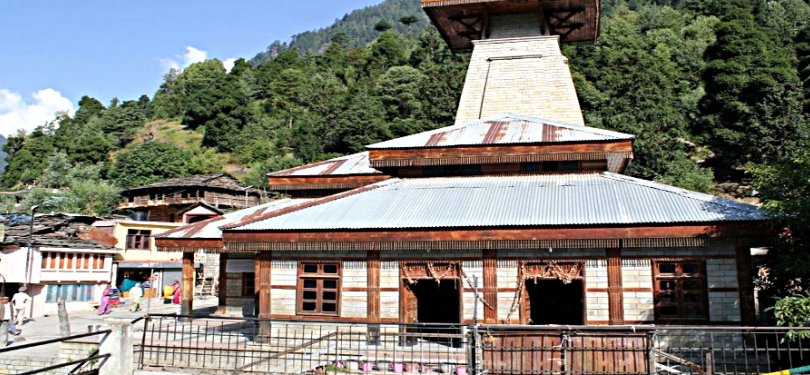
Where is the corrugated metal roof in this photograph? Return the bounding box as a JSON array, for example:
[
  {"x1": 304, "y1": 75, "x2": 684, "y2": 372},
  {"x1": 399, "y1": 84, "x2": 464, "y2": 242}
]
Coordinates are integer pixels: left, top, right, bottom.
[
  {"x1": 231, "y1": 173, "x2": 767, "y2": 231},
  {"x1": 158, "y1": 199, "x2": 310, "y2": 239},
  {"x1": 269, "y1": 152, "x2": 380, "y2": 177},
  {"x1": 366, "y1": 114, "x2": 634, "y2": 149}
]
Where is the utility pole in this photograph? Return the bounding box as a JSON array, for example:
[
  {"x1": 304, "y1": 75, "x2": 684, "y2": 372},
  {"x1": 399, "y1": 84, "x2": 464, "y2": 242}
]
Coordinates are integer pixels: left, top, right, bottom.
[{"x1": 23, "y1": 205, "x2": 39, "y2": 287}]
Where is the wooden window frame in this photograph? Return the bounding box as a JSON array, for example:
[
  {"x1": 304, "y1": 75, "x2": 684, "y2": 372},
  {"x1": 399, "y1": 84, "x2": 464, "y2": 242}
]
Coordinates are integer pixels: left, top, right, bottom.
[
  {"x1": 126, "y1": 229, "x2": 151, "y2": 250},
  {"x1": 653, "y1": 260, "x2": 709, "y2": 323},
  {"x1": 242, "y1": 272, "x2": 256, "y2": 297},
  {"x1": 296, "y1": 262, "x2": 341, "y2": 316}
]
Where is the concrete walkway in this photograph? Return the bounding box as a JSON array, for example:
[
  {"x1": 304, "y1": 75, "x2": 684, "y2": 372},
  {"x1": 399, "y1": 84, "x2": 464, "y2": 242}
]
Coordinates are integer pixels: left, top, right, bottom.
[{"x1": 0, "y1": 296, "x2": 219, "y2": 365}]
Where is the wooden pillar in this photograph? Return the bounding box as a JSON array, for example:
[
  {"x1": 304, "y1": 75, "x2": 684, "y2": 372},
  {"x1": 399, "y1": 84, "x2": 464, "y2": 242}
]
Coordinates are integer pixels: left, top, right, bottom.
[
  {"x1": 606, "y1": 248, "x2": 624, "y2": 325},
  {"x1": 736, "y1": 245, "x2": 756, "y2": 324},
  {"x1": 367, "y1": 251, "x2": 381, "y2": 344},
  {"x1": 255, "y1": 251, "x2": 272, "y2": 339},
  {"x1": 181, "y1": 252, "x2": 194, "y2": 316},
  {"x1": 367, "y1": 251, "x2": 381, "y2": 321},
  {"x1": 483, "y1": 249, "x2": 498, "y2": 323},
  {"x1": 216, "y1": 253, "x2": 228, "y2": 315}
]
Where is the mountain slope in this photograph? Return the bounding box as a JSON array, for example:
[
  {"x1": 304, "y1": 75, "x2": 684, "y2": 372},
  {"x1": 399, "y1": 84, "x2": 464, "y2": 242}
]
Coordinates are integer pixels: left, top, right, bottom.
[{"x1": 251, "y1": 0, "x2": 427, "y2": 64}]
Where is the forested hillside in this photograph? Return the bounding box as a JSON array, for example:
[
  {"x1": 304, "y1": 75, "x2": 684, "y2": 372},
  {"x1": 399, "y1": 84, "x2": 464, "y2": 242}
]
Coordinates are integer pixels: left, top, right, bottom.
[{"x1": 250, "y1": 0, "x2": 428, "y2": 65}]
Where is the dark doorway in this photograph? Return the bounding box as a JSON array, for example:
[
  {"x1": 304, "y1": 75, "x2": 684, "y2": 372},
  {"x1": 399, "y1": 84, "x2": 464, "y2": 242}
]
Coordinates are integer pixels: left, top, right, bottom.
[
  {"x1": 410, "y1": 279, "x2": 461, "y2": 324},
  {"x1": 526, "y1": 279, "x2": 584, "y2": 325},
  {"x1": 406, "y1": 279, "x2": 461, "y2": 347}
]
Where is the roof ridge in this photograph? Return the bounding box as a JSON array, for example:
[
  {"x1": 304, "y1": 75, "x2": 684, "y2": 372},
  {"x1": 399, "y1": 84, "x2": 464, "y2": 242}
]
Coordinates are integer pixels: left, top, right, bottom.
[
  {"x1": 600, "y1": 172, "x2": 763, "y2": 216},
  {"x1": 223, "y1": 179, "x2": 401, "y2": 230}
]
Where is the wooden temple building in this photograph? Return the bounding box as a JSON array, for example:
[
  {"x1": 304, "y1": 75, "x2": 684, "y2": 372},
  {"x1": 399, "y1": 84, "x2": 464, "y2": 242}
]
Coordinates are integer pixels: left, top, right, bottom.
[{"x1": 156, "y1": 0, "x2": 773, "y2": 327}]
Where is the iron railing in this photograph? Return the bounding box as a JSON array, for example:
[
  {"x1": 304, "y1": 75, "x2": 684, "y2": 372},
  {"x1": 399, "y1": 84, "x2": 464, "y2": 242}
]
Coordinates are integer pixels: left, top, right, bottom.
[
  {"x1": 138, "y1": 314, "x2": 468, "y2": 374},
  {"x1": 0, "y1": 329, "x2": 111, "y2": 375},
  {"x1": 135, "y1": 315, "x2": 810, "y2": 375}
]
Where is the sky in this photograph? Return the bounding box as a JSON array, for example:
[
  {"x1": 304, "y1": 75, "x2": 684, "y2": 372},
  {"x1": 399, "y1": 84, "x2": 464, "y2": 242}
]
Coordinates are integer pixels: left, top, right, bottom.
[{"x1": 0, "y1": 0, "x2": 383, "y2": 137}]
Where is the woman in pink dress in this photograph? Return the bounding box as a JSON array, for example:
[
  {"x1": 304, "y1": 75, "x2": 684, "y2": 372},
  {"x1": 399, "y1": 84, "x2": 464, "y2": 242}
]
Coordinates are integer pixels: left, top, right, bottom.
[
  {"x1": 171, "y1": 280, "x2": 181, "y2": 305},
  {"x1": 96, "y1": 284, "x2": 112, "y2": 315}
]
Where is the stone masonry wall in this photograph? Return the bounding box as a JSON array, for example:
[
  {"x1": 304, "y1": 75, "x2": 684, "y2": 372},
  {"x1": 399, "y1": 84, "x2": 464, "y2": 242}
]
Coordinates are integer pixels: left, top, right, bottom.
[
  {"x1": 707, "y1": 258, "x2": 741, "y2": 322},
  {"x1": 455, "y1": 35, "x2": 584, "y2": 125}
]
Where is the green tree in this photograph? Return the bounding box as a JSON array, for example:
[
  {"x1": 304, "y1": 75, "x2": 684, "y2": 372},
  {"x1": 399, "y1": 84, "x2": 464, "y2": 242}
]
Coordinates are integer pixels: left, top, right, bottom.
[
  {"x1": 399, "y1": 15, "x2": 419, "y2": 28},
  {"x1": 374, "y1": 20, "x2": 393, "y2": 33},
  {"x1": 1, "y1": 127, "x2": 55, "y2": 188},
  {"x1": 698, "y1": 3, "x2": 807, "y2": 177},
  {"x1": 366, "y1": 32, "x2": 407, "y2": 77},
  {"x1": 109, "y1": 142, "x2": 191, "y2": 188}
]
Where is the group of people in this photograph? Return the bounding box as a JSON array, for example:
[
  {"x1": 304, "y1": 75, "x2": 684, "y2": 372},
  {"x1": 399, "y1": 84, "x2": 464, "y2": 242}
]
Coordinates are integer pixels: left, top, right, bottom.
[
  {"x1": 96, "y1": 279, "x2": 181, "y2": 315},
  {"x1": 1, "y1": 287, "x2": 30, "y2": 346}
]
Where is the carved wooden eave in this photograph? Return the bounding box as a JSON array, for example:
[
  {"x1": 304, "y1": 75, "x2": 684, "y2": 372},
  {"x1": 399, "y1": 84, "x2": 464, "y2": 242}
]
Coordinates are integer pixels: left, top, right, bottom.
[
  {"x1": 421, "y1": 0, "x2": 600, "y2": 50},
  {"x1": 221, "y1": 222, "x2": 775, "y2": 253},
  {"x1": 155, "y1": 238, "x2": 224, "y2": 253}
]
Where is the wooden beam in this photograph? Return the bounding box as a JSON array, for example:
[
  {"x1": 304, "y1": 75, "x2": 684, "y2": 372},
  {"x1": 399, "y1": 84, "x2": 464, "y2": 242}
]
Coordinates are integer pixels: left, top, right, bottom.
[
  {"x1": 606, "y1": 248, "x2": 624, "y2": 325},
  {"x1": 181, "y1": 252, "x2": 194, "y2": 316},
  {"x1": 224, "y1": 222, "x2": 772, "y2": 245},
  {"x1": 483, "y1": 249, "x2": 497, "y2": 323},
  {"x1": 736, "y1": 245, "x2": 756, "y2": 324},
  {"x1": 368, "y1": 140, "x2": 634, "y2": 167}
]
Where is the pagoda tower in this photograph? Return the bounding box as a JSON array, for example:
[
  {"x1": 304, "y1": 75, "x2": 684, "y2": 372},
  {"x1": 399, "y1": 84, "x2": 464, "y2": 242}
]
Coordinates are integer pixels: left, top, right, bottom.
[{"x1": 421, "y1": 0, "x2": 600, "y2": 125}]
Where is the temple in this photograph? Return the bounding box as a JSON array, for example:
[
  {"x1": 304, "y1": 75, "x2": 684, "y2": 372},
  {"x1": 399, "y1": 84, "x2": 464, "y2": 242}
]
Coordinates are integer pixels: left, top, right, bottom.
[{"x1": 156, "y1": 0, "x2": 773, "y2": 328}]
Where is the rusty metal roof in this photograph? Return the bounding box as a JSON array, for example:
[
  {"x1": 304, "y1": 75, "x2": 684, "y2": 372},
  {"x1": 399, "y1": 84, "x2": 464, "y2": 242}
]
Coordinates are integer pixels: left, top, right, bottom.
[
  {"x1": 366, "y1": 114, "x2": 634, "y2": 149},
  {"x1": 157, "y1": 199, "x2": 310, "y2": 239},
  {"x1": 229, "y1": 173, "x2": 766, "y2": 231},
  {"x1": 268, "y1": 152, "x2": 380, "y2": 177}
]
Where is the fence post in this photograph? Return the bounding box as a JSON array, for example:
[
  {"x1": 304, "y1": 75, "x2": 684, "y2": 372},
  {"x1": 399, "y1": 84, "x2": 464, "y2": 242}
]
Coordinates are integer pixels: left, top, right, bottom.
[
  {"x1": 99, "y1": 318, "x2": 134, "y2": 375},
  {"x1": 647, "y1": 331, "x2": 656, "y2": 375},
  {"x1": 561, "y1": 330, "x2": 570, "y2": 375}
]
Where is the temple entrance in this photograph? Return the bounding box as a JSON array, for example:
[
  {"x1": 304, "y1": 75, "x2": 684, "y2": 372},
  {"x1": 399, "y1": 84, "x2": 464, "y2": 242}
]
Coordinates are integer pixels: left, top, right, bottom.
[
  {"x1": 404, "y1": 278, "x2": 461, "y2": 347},
  {"x1": 526, "y1": 279, "x2": 584, "y2": 325},
  {"x1": 409, "y1": 279, "x2": 461, "y2": 324}
]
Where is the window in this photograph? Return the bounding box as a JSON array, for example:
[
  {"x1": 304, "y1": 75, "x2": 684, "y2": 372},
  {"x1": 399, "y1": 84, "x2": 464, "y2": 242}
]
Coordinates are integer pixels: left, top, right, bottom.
[
  {"x1": 45, "y1": 284, "x2": 95, "y2": 303},
  {"x1": 297, "y1": 263, "x2": 340, "y2": 315},
  {"x1": 41, "y1": 252, "x2": 104, "y2": 270},
  {"x1": 243, "y1": 273, "x2": 256, "y2": 297},
  {"x1": 654, "y1": 261, "x2": 707, "y2": 321},
  {"x1": 126, "y1": 229, "x2": 151, "y2": 250}
]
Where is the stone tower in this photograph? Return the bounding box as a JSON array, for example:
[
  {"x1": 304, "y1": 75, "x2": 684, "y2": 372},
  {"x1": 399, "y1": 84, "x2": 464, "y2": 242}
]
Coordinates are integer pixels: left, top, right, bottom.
[{"x1": 421, "y1": 0, "x2": 601, "y2": 125}]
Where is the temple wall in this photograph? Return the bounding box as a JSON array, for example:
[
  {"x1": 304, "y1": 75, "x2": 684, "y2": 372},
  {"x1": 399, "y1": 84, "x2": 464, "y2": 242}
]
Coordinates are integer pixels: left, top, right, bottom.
[
  {"x1": 707, "y1": 258, "x2": 741, "y2": 322},
  {"x1": 246, "y1": 245, "x2": 743, "y2": 324},
  {"x1": 621, "y1": 259, "x2": 655, "y2": 323}
]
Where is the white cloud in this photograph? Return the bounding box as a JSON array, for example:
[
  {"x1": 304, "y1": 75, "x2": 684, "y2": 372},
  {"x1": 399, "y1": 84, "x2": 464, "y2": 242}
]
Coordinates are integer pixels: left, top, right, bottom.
[
  {"x1": 161, "y1": 46, "x2": 209, "y2": 72},
  {"x1": 223, "y1": 58, "x2": 237, "y2": 73},
  {"x1": 0, "y1": 88, "x2": 75, "y2": 136},
  {"x1": 161, "y1": 46, "x2": 237, "y2": 74}
]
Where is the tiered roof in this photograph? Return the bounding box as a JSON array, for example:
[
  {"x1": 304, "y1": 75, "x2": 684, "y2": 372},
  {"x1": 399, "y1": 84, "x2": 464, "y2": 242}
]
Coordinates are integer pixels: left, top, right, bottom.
[
  {"x1": 267, "y1": 152, "x2": 388, "y2": 191},
  {"x1": 367, "y1": 114, "x2": 634, "y2": 171}
]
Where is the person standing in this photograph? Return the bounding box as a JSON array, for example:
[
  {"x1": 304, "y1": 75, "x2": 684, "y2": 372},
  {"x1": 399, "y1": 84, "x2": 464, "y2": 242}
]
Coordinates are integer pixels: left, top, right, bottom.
[
  {"x1": 97, "y1": 284, "x2": 113, "y2": 315},
  {"x1": 12, "y1": 287, "x2": 29, "y2": 326},
  {"x1": 129, "y1": 283, "x2": 143, "y2": 312},
  {"x1": 1, "y1": 296, "x2": 19, "y2": 345}
]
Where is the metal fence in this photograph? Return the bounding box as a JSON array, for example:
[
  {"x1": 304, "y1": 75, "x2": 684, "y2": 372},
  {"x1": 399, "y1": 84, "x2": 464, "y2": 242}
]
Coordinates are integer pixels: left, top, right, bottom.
[
  {"x1": 0, "y1": 329, "x2": 111, "y2": 375},
  {"x1": 136, "y1": 315, "x2": 810, "y2": 375},
  {"x1": 138, "y1": 314, "x2": 468, "y2": 374}
]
